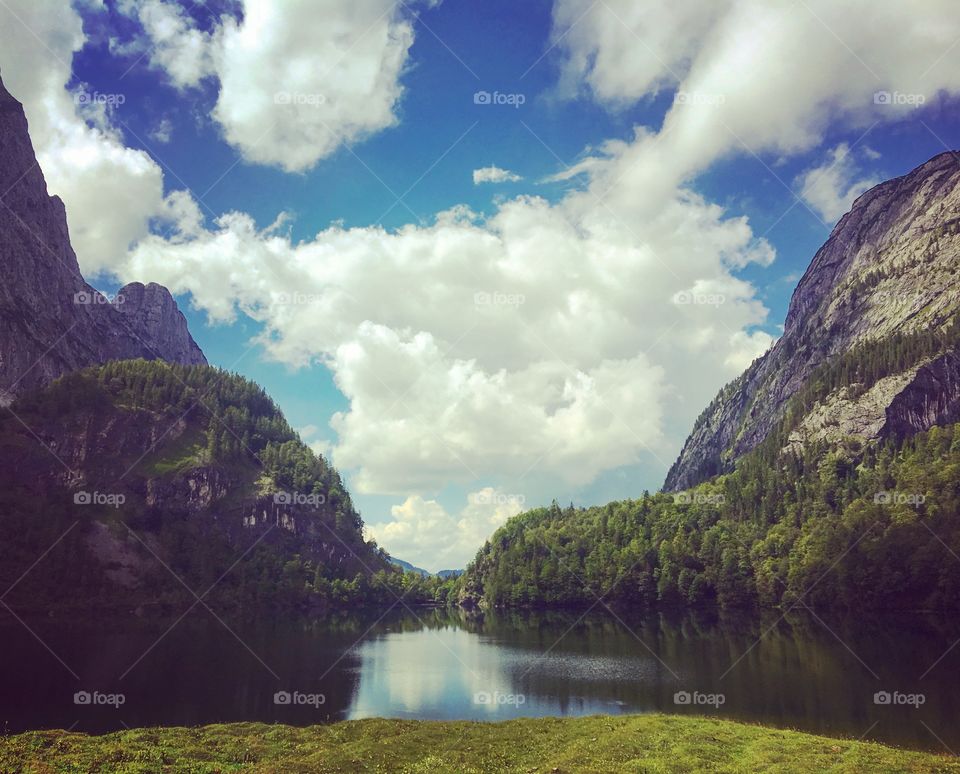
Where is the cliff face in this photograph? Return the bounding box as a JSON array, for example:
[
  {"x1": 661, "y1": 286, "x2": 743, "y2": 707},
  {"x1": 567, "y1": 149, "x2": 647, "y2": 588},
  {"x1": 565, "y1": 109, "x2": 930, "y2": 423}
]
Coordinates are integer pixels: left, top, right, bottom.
[
  {"x1": 665, "y1": 152, "x2": 960, "y2": 491},
  {"x1": 0, "y1": 74, "x2": 204, "y2": 404}
]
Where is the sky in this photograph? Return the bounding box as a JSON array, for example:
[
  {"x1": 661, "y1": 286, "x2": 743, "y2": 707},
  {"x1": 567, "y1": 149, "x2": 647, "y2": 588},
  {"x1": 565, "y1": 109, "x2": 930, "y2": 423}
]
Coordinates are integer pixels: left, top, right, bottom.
[{"x1": 1, "y1": 0, "x2": 959, "y2": 572}]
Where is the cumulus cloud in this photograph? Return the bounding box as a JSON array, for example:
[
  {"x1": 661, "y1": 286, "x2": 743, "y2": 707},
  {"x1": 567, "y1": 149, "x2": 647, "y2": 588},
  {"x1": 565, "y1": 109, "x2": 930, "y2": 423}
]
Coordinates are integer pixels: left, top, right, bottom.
[
  {"x1": 366, "y1": 488, "x2": 526, "y2": 572},
  {"x1": 473, "y1": 166, "x2": 523, "y2": 184},
  {"x1": 213, "y1": 0, "x2": 416, "y2": 172},
  {"x1": 118, "y1": 0, "x2": 418, "y2": 172},
  {"x1": 796, "y1": 143, "x2": 881, "y2": 222},
  {"x1": 551, "y1": 0, "x2": 960, "y2": 185},
  {"x1": 125, "y1": 189, "x2": 774, "y2": 495},
  {"x1": 149, "y1": 117, "x2": 174, "y2": 144},
  {"x1": 553, "y1": 0, "x2": 729, "y2": 106},
  {"x1": 117, "y1": 0, "x2": 216, "y2": 89}
]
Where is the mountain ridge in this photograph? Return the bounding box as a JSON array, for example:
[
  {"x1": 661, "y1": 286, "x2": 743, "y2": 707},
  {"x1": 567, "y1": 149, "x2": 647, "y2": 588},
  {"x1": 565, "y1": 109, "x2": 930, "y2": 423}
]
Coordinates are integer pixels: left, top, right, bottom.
[
  {"x1": 0, "y1": 73, "x2": 205, "y2": 404},
  {"x1": 665, "y1": 151, "x2": 960, "y2": 491}
]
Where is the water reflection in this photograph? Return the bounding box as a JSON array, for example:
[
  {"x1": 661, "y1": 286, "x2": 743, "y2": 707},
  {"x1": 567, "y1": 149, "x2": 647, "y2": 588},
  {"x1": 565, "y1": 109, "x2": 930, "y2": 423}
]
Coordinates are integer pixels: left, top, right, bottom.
[{"x1": 1, "y1": 607, "x2": 957, "y2": 752}]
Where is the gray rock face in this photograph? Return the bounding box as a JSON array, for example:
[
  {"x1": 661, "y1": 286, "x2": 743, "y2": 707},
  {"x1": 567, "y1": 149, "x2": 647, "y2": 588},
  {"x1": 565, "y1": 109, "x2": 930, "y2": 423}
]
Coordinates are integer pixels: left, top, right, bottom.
[
  {"x1": 0, "y1": 74, "x2": 205, "y2": 403},
  {"x1": 665, "y1": 152, "x2": 960, "y2": 491}
]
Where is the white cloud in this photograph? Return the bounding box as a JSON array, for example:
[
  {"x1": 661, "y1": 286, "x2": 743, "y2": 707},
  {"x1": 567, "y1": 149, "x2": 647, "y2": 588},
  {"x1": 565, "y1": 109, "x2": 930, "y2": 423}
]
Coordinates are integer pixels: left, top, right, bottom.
[
  {"x1": 213, "y1": 0, "x2": 416, "y2": 172},
  {"x1": 125, "y1": 188, "x2": 774, "y2": 496},
  {"x1": 118, "y1": 0, "x2": 418, "y2": 172},
  {"x1": 473, "y1": 166, "x2": 523, "y2": 184},
  {"x1": 796, "y1": 143, "x2": 881, "y2": 223},
  {"x1": 118, "y1": 0, "x2": 216, "y2": 89},
  {"x1": 365, "y1": 488, "x2": 525, "y2": 572},
  {"x1": 553, "y1": 0, "x2": 729, "y2": 106},
  {"x1": 551, "y1": 0, "x2": 960, "y2": 185},
  {"x1": 149, "y1": 117, "x2": 174, "y2": 144}
]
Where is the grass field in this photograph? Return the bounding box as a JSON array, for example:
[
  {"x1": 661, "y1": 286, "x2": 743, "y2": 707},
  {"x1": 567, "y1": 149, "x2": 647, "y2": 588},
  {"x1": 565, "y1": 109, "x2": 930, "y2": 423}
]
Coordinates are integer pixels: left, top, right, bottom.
[{"x1": 2, "y1": 714, "x2": 957, "y2": 773}]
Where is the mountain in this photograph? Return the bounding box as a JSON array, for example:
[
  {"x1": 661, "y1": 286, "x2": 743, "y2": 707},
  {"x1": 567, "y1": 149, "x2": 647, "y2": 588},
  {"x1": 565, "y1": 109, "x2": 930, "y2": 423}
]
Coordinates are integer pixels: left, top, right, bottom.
[
  {"x1": 0, "y1": 73, "x2": 205, "y2": 405},
  {"x1": 0, "y1": 76, "x2": 405, "y2": 613},
  {"x1": 387, "y1": 560, "x2": 464, "y2": 579},
  {"x1": 460, "y1": 153, "x2": 960, "y2": 613},
  {"x1": 0, "y1": 360, "x2": 397, "y2": 613},
  {"x1": 391, "y1": 558, "x2": 432, "y2": 577},
  {"x1": 665, "y1": 152, "x2": 960, "y2": 490}
]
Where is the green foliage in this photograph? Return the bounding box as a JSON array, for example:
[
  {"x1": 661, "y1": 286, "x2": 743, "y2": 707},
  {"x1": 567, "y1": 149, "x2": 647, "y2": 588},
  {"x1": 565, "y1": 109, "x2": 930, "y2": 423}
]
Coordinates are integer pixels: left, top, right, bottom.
[
  {"x1": 3, "y1": 360, "x2": 457, "y2": 613},
  {"x1": 759, "y1": 317, "x2": 960, "y2": 461},
  {"x1": 464, "y1": 420, "x2": 960, "y2": 612}
]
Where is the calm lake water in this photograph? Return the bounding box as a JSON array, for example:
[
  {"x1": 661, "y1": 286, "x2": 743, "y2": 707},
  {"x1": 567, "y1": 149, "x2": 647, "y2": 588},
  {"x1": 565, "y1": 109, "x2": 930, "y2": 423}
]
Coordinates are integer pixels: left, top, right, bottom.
[{"x1": 2, "y1": 607, "x2": 958, "y2": 753}]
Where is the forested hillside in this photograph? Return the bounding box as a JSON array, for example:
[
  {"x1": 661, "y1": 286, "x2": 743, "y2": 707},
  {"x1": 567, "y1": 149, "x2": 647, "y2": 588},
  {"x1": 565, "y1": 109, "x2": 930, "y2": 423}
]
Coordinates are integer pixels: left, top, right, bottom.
[
  {"x1": 0, "y1": 360, "x2": 451, "y2": 613},
  {"x1": 461, "y1": 419, "x2": 960, "y2": 610}
]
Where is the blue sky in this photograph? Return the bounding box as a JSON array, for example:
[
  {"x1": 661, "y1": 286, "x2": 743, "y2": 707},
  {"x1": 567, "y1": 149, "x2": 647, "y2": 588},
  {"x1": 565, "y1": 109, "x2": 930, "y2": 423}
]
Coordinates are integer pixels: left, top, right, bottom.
[{"x1": 3, "y1": 0, "x2": 959, "y2": 570}]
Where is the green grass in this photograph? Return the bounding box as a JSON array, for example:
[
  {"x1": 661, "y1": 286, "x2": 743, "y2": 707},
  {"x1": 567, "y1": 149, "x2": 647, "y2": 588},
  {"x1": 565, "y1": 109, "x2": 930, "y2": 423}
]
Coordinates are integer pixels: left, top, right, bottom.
[
  {"x1": 2, "y1": 715, "x2": 958, "y2": 773},
  {"x1": 138, "y1": 428, "x2": 206, "y2": 476}
]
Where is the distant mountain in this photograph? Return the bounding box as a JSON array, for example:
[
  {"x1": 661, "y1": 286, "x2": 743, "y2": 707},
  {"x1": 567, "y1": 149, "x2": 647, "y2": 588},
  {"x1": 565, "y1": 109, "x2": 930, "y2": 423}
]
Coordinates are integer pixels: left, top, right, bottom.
[
  {"x1": 0, "y1": 73, "x2": 205, "y2": 405},
  {"x1": 436, "y1": 569, "x2": 463, "y2": 579},
  {"x1": 390, "y1": 558, "x2": 432, "y2": 577},
  {"x1": 665, "y1": 153, "x2": 960, "y2": 490}
]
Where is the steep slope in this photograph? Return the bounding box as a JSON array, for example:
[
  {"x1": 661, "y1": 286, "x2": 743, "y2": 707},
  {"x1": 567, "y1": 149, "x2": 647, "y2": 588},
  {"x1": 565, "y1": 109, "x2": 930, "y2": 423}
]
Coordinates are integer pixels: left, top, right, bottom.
[
  {"x1": 460, "y1": 420, "x2": 960, "y2": 611},
  {"x1": 665, "y1": 152, "x2": 960, "y2": 490},
  {"x1": 0, "y1": 360, "x2": 394, "y2": 613},
  {"x1": 0, "y1": 73, "x2": 204, "y2": 404}
]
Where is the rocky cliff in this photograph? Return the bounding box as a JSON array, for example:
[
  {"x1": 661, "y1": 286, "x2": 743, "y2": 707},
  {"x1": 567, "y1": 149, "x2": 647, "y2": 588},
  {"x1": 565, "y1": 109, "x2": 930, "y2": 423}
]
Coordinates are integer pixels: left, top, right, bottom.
[
  {"x1": 665, "y1": 152, "x2": 960, "y2": 491},
  {"x1": 0, "y1": 73, "x2": 204, "y2": 404}
]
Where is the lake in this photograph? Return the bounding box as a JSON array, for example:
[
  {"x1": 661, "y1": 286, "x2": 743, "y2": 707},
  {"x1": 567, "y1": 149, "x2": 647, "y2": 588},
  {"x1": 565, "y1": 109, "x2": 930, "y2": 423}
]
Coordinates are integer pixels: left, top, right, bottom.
[{"x1": 2, "y1": 607, "x2": 957, "y2": 753}]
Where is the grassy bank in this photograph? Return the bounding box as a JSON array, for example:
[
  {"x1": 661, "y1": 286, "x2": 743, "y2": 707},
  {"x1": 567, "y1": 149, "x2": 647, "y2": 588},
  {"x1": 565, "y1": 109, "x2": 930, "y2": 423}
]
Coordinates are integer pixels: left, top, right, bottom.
[{"x1": 2, "y1": 715, "x2": 957, "y2": 773}]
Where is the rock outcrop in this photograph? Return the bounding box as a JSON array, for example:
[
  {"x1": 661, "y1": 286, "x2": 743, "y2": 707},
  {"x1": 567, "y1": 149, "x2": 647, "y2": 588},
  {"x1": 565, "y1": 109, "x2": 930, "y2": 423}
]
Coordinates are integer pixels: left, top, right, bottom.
[
  {"x1": 0, "y1": 73, "x2": 204, "y2": 404},
  {"x1": 666, "y1": 152, "x2": 960, "y2": 491}
]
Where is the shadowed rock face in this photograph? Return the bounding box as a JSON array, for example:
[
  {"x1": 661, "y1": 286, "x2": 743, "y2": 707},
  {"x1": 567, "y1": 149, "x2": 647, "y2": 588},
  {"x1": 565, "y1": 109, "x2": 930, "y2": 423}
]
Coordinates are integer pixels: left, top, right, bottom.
[
  {"x1": 666, "y1": 152, "x2": 960, "y2": 492},
  {"x1": 0, "y1": 73, "x2": 205, "y2": 403}
]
